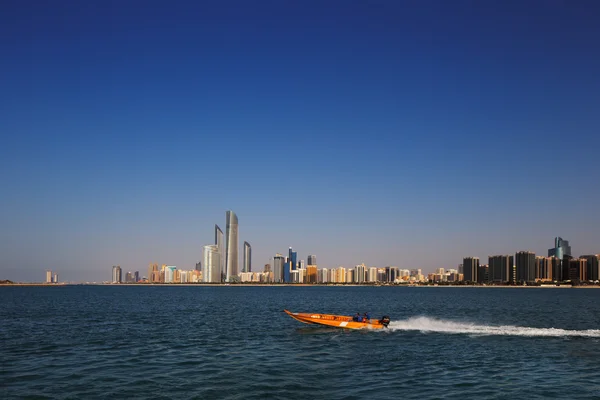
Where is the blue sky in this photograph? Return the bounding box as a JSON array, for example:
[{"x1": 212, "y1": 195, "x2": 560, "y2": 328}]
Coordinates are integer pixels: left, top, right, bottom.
[{"x1": 1, "y1": 1, "x2": 599, "y2": 282}]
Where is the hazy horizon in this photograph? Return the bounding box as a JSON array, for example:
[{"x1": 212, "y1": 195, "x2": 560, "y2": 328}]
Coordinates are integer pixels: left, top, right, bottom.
[{"x1": 1, "y1": 1, "x2": 599, "y2": 282}]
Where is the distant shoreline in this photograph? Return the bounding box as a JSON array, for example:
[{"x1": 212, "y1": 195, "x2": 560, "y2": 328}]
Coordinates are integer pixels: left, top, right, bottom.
[{"x1": 1, "y1": 283, "x2": 599, "y2": 288}]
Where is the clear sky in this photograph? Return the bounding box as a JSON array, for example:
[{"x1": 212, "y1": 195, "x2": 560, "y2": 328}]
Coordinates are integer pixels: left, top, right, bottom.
[{"x1": 1, "y1": 1, "x2": 599, "y2": 282}]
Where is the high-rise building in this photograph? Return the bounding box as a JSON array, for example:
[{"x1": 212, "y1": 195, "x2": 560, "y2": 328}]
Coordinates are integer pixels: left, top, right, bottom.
[
  {"x1": 46, "y1": 270, "x2": 52, "y2": 283},
  {"x1": 273, "y1": 254, "x2": 285, "y2": 283},
  {"x1": 535, "y1": 256, "x2": 553, "y2": 281},
  {"x1": 515, "y1": 251, "x2": 536, "y2": 283},
  {"x1": 203, "y1": 244, "x2": 221, "y2": 283},
  {"x1": 368, "y1": 267, "x2": 378, "y2": 282},
  {"x1": 307, "y1": 255, "x2": 317, "y2": 266},
  {"x1": 565, "y1": 258, "x2": 587, "y2": 282},
  {"x1": 581, "y1": 255, "x2": 600, "y2": 281},
  {"x1": 53, "y1": 273, "x2": 58, "y2": 283},
  {"x1": 548, "y1": 237, "x2": 572, "y2": 259},
  {"x1": 488, "y1": 255, "x2": 513, "y2": 283},
  {"x1": 288, "y1": 247, "x2": 298, "y2": 271},
  {"x1": 195, "y1": 261, "x2": 202, "y2": 272},
  {"x1": 306, "y1": 265, "x2": 317, "y2": 283},
  {"x1": 225, "y1": 211, "x2": 239, "y2": 282},
  {"x1": 215, "y1": 224, "x2": 224, "y2": 281},
  {"x1": 243, "y1": 241, "x2": 251, "y2": 273},
  {"x1": 477, "y1": 264, "x2": 489, "y2": 283},
  {"x1": 354, "y1": 264, "x2": 366, "y2": 283},
  {"x1": 463, "y1": 257, "x2": 479, "y2": 282},
  {"x1": 112, "y1": 265, "x2": 122, "y2": 284},
  {"x1": 264, "y1": 263, "x2": 271, "y2": 273}
]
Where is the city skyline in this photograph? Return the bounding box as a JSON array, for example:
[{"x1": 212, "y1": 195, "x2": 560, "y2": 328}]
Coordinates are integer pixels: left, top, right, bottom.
[{"x1": 1, "y1": 2, "x2": 599, "y2": 282}]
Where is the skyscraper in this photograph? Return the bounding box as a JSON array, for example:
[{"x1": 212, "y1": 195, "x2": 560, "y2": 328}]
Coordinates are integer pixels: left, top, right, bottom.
[
  {"x1": 215, "y1": 225, "x2": 224, "y2": 281},
  {"x1": 288, "y1": 247, "x2": 298, "y2": 270},
  {"x1": 243, "y1": 241, "x2": 251, "y2": 273},
  {"x1": 112, "y1": 265, "x2": 122, "y2": 284},
  {"x1": 581, "y1": 255, "x2": 600, "y2": 281},
  {"x1": 307, "y1": 255, "x2": 317, "y2": 266},
  {"x1": 535, "y1": 256, "x2": 553, "y2": 281},
  {"x1": 488, "y1": 255, "x2": 514, "y2": 283},
  {"x1": 203, "y1": 244, "x2": 221, "y2": 283},
  {"x1": 515, "y1": 251, "x2": 536, "y2": 283},
  {"x1": 225, "y1": 211, "x2": 239, "y2": 282},
  {"x1": 463, "y1": 257, "x2": 479, "y2": 282},
  {"x1": 273, "y1": 254, "x2": 285, "y2": 283},
  {"x1": 548, "y1": 237, "x2": 572, "y2": 259},
  {"x1": 46, "y1": 270, "x2": 52, "y2": 283}
]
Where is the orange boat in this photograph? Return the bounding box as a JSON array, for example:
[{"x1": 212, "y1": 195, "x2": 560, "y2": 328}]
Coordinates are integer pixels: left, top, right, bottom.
[{"x1": 284, "y1": 309, "x2": 390, "y2": 330}]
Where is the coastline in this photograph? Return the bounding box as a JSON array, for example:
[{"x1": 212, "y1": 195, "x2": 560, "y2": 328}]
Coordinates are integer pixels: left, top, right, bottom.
[{"x1": 1, "y1": 283, "x2": 599, "y2": 288}]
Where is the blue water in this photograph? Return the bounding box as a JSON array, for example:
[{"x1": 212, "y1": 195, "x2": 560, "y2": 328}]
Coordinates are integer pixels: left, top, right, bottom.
[{"x1": 2, "y1": 286, "x2": 600, "y2": 399}]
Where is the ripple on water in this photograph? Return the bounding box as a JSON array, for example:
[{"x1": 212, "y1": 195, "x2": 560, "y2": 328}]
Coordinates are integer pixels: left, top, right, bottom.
[{"x1": 1, "y1": 286, "x2": 600, "y2": 399}]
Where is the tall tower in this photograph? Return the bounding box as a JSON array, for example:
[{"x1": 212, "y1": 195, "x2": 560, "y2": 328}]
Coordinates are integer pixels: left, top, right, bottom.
[
  {"x1": 225, "y1": 210, "x2": 239, "y2": 282},
  {"x1": 203, "y1": 244, "x2": 221, "y2": 283},
  {"x1": 273, "y1": 254, "x2": 285, "y2": 283},
  {"x1": 515, "y1": 251, "x2": 536, "y2": 282},
  {"x1": 463, "y1": 257, "x2": 479, "y2": 282},
  {"x1": 243, "y1": 241, "x2": 252, "y2": 273},
  {"x1": 215, "y1": 224, "x2": 224, "y2": 281},
  {"x1": 307, "y1": 255, "x2": 316, "y2": 266}
]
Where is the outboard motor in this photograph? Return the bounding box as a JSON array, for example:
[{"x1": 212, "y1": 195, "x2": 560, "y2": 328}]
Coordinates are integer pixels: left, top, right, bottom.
[{"x1": 379, "y1": 316, "x2": 391, "y2": 328}]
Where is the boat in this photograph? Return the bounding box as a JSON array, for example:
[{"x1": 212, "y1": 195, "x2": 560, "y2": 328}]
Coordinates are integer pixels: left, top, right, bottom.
[{"x1": 284, "y1": 309, "x2": 390, "y2": 330}]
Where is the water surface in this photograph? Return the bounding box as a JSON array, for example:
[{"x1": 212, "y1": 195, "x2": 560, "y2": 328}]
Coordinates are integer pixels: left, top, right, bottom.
[{"x1": 2, "y1": 286, "x2": 599, "y2": 399}]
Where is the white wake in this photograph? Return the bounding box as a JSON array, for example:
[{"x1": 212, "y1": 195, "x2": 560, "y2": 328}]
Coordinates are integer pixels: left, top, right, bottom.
[{"x1": 387, "y1": 316, "x2": 600, "y2": 337}]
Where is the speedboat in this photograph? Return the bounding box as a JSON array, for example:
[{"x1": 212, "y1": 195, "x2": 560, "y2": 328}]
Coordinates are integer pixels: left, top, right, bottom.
[{"x1": 284, "y1": 309, "x2": 390, "y2": 330}]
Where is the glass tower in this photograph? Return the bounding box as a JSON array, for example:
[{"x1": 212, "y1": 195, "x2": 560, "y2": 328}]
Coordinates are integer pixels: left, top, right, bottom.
[
  {"x1": 215, "y1": 225, "x2": 224, "y2": 282},
  {"x1": 243, "y1": 241, "x2": 251, "y2": 273},
  {"x1": 225, "y1": 211, "x2": 239, "y2": 282},
  {"x1": 203, "y1": 244, "x2": 221, "y2": 283}
]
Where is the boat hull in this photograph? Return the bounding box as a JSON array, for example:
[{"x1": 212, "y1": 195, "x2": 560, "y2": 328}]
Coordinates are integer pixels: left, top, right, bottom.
[{"x1": 284, "y1": 309, "x2": 387, "y2": 330}]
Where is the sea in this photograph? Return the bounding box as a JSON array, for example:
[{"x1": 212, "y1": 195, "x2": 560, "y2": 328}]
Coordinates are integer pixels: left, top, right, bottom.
[{"x1": 2, "y1": 286, "x2": 600, "y2": 399}]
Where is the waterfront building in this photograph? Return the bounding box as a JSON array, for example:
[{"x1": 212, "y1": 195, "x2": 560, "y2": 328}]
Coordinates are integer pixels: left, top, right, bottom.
[
  {"x1": 164, "y1": 266, "x2": 176, "y2": 283},
  {"x1": 548, "y1": 256, "x2": 561, "y2": 281},
  {"x1": 307, "y1": 265, "x2": 317, "y2": 283},
  {"x1": 368, "y1": 267, "x2": 378, "y2": 282},
  {"x1": 112, "y1": 265, "x2": 122, "y2": 284},
  {"x1": 377, "y1": 268, "x2": 387, "y2": 282},
  {"x1": 580, "y1": 255, "x2": 600, "y2": 281},
  {"x1": 273, "y1": 254, "x2": 285, "y2": 283},
  {"x1": 488, "y1": 255, "x2": 513, "y2": 283},
  {"x1": 319, "y1": 268, "x2": 328, "y2": 283},
  {"x1": 458, "y1": 264, "x2": 464, "y2": 274},
  {"x1": 385, "y1": 266, "x2": 399, "y2": 282},
  {"x1": 125, "y1": 271, "x2": 133, "y2": 283},
  {"x1": 53, "y1": 273, "x2": 58, "y2": 283},
  {"x1": 298, "y1": 268, "x2": 306, "y2": 283},
  {"x1": 307, "y1": 255, "x2": 316, "y2": 266},
  {"x1": 225, "y1": 211, "x2": 239, "y2": 282},
  {"x1": 264, "y1": 263, "x2": 271, "y2": 273},
  {"x1": 203, "y1": 244, "x2": 221, "y2": 283},
  {"x1": 354, "y1": 264, "x2": 366, "y2": 283},
  {"x1": 478, "y1": 264, "x2": 489, "y2": 283},
  {"x1": 515, "y1": 251, "x2": 536, "y2": 283},
  {"x1": 346, "y1": 269, "x2": 354, "y2": 283},
  {"x1": 548, "y1": 237, "x2": 572, "y2": 259},
  {"x1": 195, "y1": 262, "x2": 202, "y2": 272},
  {"x1": 243, "y1": 241, "x2": 251, "y2": 273},
  {"x1": 535, "y1": 256, "x2": 553, "y2": 281},
  {"x1": 566, "y1": 258, "x2": 587, "y2": 282},
  {"x1": 463, "y1": 257, "x2": 479, "y2": 282},
  {"x1": 336, "y1": 267, "x2": 347, "y2": 283},
  {"x1": 215, "y1": 225, "x2": 224, "y2": 281},
  {"x1": 148, "y1": 263, "x2": 158, "y2": 283},
  {"x1": 46, "y1": 270, "x2": 52, "y2": 283},
  {"x1": 288, "y1": 247, "x2": 298, "y2": 271}
]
